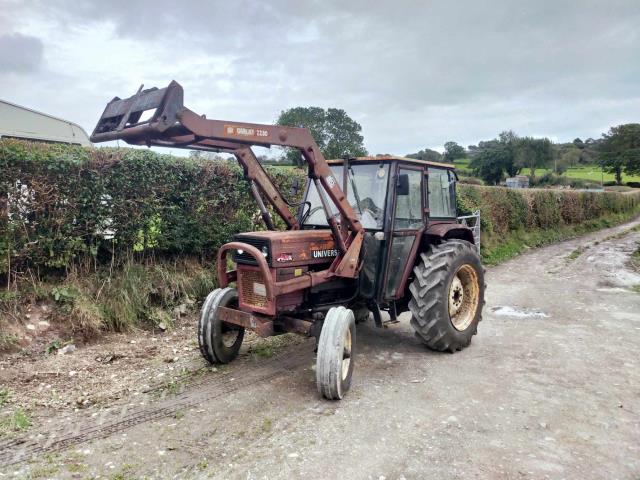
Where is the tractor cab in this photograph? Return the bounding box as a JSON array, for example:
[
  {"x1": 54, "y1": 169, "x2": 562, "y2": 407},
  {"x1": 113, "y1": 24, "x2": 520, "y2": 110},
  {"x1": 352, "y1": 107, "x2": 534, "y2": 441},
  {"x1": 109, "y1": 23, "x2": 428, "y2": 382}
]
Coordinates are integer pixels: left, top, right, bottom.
[{"x1": 300, "y1": 156, "x2": 460, "y2": 311}]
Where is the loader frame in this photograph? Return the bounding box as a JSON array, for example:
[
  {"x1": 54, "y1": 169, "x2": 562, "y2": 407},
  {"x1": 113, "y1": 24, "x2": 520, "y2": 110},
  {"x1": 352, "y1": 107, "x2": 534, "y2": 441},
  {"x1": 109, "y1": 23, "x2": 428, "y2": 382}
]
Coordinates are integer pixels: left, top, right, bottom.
[{"x1": 90, "y1": 81, "x2": 364, "y2": 308}]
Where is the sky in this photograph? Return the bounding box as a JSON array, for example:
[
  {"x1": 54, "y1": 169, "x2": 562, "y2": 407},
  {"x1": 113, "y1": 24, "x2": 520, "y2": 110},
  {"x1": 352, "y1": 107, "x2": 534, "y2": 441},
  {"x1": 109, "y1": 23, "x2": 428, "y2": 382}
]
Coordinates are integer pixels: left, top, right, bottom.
[{"x1": 1, "y1": 0, "x2": 639, "y2": 156}]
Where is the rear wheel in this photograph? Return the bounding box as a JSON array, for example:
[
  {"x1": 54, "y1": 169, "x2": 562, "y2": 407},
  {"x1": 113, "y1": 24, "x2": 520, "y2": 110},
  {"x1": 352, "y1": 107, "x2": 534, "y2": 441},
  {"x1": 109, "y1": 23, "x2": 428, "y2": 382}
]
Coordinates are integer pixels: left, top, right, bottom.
[
  {"x1": 198, "y1": 288, "x2": 245, "y2": 364},
  {"x1": 316, "y1": 306, "x2": 355, "y2": 400},
  {"x1": 409, "y1": 240, "x2": 485, "y2": 353}
]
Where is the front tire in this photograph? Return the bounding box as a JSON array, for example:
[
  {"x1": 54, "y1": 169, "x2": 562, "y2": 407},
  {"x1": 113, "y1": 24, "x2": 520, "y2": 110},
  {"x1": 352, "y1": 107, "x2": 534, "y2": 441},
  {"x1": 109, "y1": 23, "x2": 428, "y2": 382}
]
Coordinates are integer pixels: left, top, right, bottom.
[
  {"x1": 409, "y1": 240, "x2": 485, "y2": 353},
  {"x1": 198, "y1": 288, "x2": 245, "y2": 364},
  {"x1": 316, "y1": 306, "x2": 356, "y2": 400}
]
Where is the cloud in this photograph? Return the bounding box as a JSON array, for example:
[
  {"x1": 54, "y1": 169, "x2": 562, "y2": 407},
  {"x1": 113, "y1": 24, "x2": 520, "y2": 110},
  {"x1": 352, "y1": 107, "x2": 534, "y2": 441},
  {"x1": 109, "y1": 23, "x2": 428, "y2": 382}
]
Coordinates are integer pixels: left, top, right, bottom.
[
  {"x1": 1, "y1": 0, "x2": 639, "y2": 155},
  {"x1": 0, "y1": 33, "x2": 44, "y2": 74}
]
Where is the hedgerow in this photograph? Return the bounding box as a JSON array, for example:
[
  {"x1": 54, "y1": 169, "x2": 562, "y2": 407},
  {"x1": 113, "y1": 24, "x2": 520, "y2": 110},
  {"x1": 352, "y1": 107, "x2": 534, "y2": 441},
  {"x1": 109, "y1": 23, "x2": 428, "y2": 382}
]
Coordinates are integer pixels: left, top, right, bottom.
[
  {"x1": 1, "y1": 139, "x2": 639, "y2": 337},
  {"x1": 457, "y1": 185, "x2": 640, "y2": 263},
  {"x1": 1, "y1": 139, "x2": 301, "y2": 282}
]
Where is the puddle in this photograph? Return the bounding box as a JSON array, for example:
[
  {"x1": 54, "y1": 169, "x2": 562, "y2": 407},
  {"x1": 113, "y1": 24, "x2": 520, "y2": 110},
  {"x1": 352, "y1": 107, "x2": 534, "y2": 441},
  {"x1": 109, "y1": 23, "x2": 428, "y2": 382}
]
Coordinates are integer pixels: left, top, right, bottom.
[{"x1": 491, "y1": 306, "x2": 549, "y2": 319}]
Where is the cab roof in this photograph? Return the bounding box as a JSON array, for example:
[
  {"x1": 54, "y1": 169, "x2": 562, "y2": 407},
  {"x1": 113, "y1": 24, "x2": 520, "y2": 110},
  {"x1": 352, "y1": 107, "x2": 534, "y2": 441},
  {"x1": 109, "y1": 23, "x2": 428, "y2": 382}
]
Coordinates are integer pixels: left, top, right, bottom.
[{"x1": 326, "y1": 155, "x2": 455, "y2": 170}]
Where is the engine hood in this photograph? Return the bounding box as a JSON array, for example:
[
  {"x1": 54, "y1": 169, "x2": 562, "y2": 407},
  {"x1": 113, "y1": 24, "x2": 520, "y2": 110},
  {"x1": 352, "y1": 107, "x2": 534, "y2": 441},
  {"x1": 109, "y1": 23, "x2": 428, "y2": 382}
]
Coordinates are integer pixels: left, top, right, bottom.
[{"x1": 233, "y1": 230, "x2": 337, "y2": 267}]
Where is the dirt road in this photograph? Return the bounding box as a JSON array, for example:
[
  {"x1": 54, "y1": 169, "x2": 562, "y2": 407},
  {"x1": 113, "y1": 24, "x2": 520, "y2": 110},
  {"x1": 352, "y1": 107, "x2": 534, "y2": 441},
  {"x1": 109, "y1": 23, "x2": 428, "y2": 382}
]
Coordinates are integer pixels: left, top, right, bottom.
[{"x1": 2, "y1": 219, "x2": 639, "y2": 479}]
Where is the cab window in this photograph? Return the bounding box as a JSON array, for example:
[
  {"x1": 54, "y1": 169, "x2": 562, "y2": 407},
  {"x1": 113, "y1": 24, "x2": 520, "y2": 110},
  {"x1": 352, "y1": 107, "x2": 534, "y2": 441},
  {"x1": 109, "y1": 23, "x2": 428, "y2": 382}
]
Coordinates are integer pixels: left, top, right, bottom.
[
  {"x1": 393, "y1": 168, "x2": 423, "y2": 230},
  {"x1": 303, "y1": 164, "x2": 389, "y2": 230},
  {"x1": 427, "y1": 168, "x2": 456, "y2": 218}
]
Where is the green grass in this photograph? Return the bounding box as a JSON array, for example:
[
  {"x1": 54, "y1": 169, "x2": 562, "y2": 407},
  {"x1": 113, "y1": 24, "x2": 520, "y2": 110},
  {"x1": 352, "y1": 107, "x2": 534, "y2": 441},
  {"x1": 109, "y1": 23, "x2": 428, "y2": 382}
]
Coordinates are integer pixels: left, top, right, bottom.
[
  {"x1": 7, "y1": 258, "x2": 217, "y2": 340},
  {"x1": 261, "y1": 417, "x2": 273, "y2": 432},
  {"x1": 0, "y1": 407, "x2": 32, "y2": 435},
  {"x1": 453, "y1": 158, "x2": 473, "y2": 174},
  {"x1": 250, "y1": 333, "x2": 300, "y2": 359},
  {"x1": 454, "y1": 157, "x2": 640, "y2": 185},
  {"x1": 567, "y1": 246, "x2": 586, "y2": 261},
  {"x1": 520, "y1": 165, "x2": 640, "y2": 184},
  {"x1": 27, "y1": 464, "x2": 60, "y2": 479}
]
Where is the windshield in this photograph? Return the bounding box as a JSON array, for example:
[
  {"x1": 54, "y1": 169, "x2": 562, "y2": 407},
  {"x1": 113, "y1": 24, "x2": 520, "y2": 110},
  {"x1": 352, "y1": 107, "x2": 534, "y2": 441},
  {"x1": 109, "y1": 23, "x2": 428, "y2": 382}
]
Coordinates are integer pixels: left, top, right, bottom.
[{"x1": 302, "y1": 163, "x2": 389, "y2": 229}]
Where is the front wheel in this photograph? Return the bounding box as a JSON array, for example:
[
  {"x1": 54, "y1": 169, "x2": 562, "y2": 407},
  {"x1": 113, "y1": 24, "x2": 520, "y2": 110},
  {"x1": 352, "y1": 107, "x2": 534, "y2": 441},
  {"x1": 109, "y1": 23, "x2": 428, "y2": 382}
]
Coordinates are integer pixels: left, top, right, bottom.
[
  {"x1": 316, "y1": 306, "x2": 356, "y2": 400},
  {"x1": 198, "y1": 288, "x2": 245, "y2": 364},
  {"x1": 409, "y1": 240, "x2": 485, "y2": 353}
]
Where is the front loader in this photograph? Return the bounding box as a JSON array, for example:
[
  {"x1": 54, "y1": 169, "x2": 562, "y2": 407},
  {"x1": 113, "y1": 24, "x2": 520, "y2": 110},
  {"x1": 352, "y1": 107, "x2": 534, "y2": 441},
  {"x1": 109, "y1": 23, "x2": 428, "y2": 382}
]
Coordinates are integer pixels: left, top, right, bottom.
[{"x1": 91, "y1": 81, "x2": 485, "y2": 400}]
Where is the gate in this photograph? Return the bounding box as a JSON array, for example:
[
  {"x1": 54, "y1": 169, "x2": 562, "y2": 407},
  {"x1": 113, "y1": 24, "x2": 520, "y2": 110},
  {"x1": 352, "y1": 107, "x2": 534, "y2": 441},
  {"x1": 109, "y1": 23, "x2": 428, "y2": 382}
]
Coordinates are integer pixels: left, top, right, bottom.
[{"x1": 457, "y1": 210, "x2": 481, "y2": 254}]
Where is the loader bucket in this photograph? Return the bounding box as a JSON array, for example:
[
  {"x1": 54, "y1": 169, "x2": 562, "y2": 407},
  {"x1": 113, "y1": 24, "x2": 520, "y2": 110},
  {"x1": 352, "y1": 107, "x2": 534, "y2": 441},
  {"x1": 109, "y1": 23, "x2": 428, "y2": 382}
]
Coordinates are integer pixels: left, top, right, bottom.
[{"x1": 90, "y1": 80, "x2": 184, "y2": 143}]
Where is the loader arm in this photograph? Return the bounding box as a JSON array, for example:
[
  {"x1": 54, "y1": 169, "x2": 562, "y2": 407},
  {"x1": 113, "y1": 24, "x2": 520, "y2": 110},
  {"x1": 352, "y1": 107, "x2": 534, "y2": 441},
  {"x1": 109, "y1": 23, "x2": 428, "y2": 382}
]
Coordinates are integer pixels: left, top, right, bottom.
[{"x1": 90, "y1": 81, "x2": 364, "y2": 278}]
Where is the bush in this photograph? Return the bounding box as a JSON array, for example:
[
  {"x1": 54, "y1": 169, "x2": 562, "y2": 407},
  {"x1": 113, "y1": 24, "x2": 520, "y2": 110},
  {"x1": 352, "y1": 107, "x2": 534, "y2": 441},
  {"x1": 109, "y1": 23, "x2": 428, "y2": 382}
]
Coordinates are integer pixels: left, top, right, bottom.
[
  {"x1": 531, "y1": 172, "x2": 570, "y2": 187},
  {"x1": 458, "y1": 176, "x2": 484, "y2": 185},
  {"x1": 458, "y1": 185, "x2": 640, "y2": 263},
  {"x1": 1, "y1": 139, "x2": 302, "y2": 282},
  {"x1": 627, "y1": 181, "x2": 640, "y2": 189}
]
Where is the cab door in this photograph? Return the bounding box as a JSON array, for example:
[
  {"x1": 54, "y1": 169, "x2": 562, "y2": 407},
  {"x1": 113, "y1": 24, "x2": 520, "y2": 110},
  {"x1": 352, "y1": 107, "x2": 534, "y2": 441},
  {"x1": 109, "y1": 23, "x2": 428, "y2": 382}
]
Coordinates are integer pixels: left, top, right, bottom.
[{"x1": 382, "y1": 165, "x2": 426, "y2": 300}]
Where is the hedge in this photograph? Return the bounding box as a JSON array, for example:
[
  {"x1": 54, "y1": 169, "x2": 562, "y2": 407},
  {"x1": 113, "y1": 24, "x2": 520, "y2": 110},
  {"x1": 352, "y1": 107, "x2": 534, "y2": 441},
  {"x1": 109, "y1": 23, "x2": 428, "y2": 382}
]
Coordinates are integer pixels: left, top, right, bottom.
[
  {"x1": 0, "y1": 139, "x2": 300, "y2": 282},
  {"x1": 2, "y1": 139, "x2": 640, "y2": 282},
  {"x1": 457, "y1": 185, "x2": 640, "y2": 262}
]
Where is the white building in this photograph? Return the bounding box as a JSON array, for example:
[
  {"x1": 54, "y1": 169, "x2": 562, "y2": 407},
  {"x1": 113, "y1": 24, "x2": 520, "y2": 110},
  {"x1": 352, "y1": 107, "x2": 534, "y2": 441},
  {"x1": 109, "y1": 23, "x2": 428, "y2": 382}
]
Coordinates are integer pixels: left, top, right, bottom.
[
  {"x1": 506, "y1": 175, "x2": 530, "y2": 189},
  {"x1": 0, "y1": 99, "x2": 91, "y2": 146}
]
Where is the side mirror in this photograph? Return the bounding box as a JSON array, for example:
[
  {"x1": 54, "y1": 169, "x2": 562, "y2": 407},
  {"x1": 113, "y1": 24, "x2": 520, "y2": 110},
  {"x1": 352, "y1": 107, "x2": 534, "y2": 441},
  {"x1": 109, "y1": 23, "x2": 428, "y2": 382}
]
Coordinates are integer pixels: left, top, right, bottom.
[{"x1": 396, "y1": 173, "x2": 409, "y2": 196}]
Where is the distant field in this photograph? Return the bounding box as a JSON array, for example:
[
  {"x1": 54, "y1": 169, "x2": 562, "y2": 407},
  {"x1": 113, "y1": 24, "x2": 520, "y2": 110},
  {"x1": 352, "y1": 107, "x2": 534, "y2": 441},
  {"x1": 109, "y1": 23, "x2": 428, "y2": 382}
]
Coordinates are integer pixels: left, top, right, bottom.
[
  {"x1": 453, "y1": 158, "x2": 640, "y2": 184},
  {"x1": 273, "y1": 160, "x2": 640, "y2": 184},
  {"x1": 266, "y1": 165, "x2": 301, "y2": 172},
  {"x1": 520, "y1": 166, "x2": 640, "y2": 184}
]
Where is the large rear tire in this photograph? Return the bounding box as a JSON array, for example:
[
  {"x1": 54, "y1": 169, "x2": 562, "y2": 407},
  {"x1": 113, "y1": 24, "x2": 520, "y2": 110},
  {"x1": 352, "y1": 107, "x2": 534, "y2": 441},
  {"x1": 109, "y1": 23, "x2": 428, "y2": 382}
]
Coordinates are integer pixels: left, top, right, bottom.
[
  {"x1": 409, "y1": 240, "x2": 485, "y2": 353},
  {"x1": 198, "y1": 288, "x2": 245, "y2": 364},
  {"x1": 316, "y1": 306, "x2": 356, "y2": 400}
]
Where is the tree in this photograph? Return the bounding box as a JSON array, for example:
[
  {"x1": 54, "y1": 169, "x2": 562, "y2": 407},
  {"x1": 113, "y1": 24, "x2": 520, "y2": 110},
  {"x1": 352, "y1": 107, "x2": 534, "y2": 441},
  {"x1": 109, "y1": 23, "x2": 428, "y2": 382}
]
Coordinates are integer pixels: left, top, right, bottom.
[
  {"x1": 467, "y1": 130, "x2": 521, "y2": 184},
  {"x1": 443, "y1": 141, "x2": 466, "y2": 163},
  {"x1": 572, "y1": 137, "x2": 585, "y2": 150},
  {"x1": 469, "y1": 142, "x2": 508, "y2": 185},
  {"x1": 189, "y1": 151, "x2": 226, "y2": 161},
  {"x1": 406, "y1": 148, "x2": 443, "y2": 162},
  {"x1": 556, "y1": 145, "x2": 581, "y2": 174},
  {"x1": 515, "y1": 137, "x2": 553, "y2": 180},
  {"x1": 600, "y1": 124, "x2": 640, "y2": 185},
  {"x1": 497, "y1": 130, "x2": 520, "y2": 176},
  {"x1": 276, "y1": 107, "x2": 367, "y2": 165}
]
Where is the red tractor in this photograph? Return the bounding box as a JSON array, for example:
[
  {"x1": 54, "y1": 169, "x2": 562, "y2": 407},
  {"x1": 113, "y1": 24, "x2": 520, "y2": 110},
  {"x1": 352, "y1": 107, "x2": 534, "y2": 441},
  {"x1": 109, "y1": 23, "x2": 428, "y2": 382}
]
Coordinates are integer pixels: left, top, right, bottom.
[{"x1": 91, "y1": 81, "x2": 485, "y2": 399}]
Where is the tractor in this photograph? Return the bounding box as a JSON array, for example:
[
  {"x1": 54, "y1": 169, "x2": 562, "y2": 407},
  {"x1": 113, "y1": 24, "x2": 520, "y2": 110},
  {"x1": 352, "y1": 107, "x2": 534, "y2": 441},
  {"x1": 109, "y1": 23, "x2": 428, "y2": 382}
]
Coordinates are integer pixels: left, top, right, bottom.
[{"x1": 91, "y1": 81, "x2": 485, "y2": 400}]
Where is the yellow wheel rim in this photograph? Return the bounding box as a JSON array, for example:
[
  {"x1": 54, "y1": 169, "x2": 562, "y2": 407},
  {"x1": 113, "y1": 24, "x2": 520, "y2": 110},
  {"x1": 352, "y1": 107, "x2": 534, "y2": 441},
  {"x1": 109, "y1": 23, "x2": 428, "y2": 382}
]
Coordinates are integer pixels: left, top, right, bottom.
[
  {"x1": 448, "y1": 264, "x2": 480, "y2": 331},
  {"x1": 341, "y1": 328, "x2": 352, "y2": 381}
]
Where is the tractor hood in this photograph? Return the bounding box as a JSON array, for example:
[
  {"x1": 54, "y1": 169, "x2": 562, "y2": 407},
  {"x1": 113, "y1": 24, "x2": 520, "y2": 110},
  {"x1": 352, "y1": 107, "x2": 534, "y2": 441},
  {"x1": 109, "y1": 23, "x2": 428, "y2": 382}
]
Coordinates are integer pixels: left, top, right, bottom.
[{"x1": 233, "y1": 230, "x2": 337, "y2": 267}]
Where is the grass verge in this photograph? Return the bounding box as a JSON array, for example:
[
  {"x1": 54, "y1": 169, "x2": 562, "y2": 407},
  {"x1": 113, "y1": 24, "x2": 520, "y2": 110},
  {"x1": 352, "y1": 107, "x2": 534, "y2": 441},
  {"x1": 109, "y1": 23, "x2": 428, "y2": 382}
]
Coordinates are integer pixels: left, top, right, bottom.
[
  {"x1": 481, "y1": 211, "x2": 640, "y2": 265},
  {"x1": 1, "y1": 257, "x2": 216, "y2": 347}
]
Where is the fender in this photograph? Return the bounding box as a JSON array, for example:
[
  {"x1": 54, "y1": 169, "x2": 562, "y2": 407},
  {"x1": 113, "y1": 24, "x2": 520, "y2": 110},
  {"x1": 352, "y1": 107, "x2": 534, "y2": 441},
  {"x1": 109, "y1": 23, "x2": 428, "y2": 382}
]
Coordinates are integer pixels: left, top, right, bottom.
[{"x1": 426, "y1": 222, "x2": 475, "y2": 244}]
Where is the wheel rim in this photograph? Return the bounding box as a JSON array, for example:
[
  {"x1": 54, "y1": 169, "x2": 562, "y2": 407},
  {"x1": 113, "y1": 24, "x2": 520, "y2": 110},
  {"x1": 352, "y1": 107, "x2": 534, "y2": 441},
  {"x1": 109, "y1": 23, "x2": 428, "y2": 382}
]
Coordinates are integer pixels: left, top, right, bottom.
[
  {"x1": 218, "y1": 296, "x2": 241, "y2": 348},
  {"x1": 341, "y1": 328, "x2": 352, "y2": 381},
  {"x1": 221, "y1": 327, "x2": 240, "y2": 348},
  {"x1": 448, "y1": 264, "x2": 480, "y2": 331}
]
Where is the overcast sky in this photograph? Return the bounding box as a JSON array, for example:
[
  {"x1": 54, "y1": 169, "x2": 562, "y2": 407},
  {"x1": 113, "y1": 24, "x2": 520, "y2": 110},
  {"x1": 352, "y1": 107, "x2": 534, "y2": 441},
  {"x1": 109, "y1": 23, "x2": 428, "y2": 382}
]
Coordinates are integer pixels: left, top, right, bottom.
[{"x1": 1, "y1": 0, "x2": 639, "y2": 155}]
